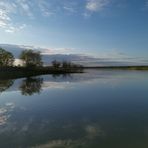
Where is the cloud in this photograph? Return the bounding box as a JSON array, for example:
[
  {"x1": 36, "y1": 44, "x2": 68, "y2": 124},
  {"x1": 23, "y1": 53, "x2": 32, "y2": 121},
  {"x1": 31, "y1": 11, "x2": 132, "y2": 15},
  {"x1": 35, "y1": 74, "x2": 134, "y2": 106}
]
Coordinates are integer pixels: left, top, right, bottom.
[
  {"x1": 38, "y1": 0, "x2": 78, "y2": 17},
  {"x1": 38, "y1": 0, "x2": 56, "y2": 17},
  {"x1": 0, "y1": 2, "x2": 14, "y2": 28},
  {"x1": 0, "y1": 0, "x2": 114, "y2": 28},
  {"x1": 16, "y1": 0, "x2": 34, "y2": 18},
  {"x1": 41, "y1": 47, "x2": 75, "y2": 55},
  {"x1": 63, "y1": 1, "x2": 78, "y2": 14},
  {"x1": 5, "y1": 24, "x2": 26, "y2": 33},
  {"x1": 0, "y1": 1, "x2": 26, "y2": 33},
  {"x1": 86, "y1": 0, "x2": 111, "y2": 12},
  {"x1": 63, "y1": 6, "x2": 76, "y2": 13}
]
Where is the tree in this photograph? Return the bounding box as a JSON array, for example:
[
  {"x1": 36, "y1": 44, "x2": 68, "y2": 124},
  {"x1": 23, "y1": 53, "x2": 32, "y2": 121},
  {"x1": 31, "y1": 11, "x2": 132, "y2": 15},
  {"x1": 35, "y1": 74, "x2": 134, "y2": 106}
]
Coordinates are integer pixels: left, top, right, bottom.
[
  {"x1": 51, "y1": 60, "x2": 61, "y2": 69},
  {"x1": 62, "y1": 61, "x2": 71, "y2": 69},
  {"x1": 0, "y1": 48, "x2": 14, "y2": 67},
  {"x1": 20, "y1": 49, "x2": 43, "y2": 67}
]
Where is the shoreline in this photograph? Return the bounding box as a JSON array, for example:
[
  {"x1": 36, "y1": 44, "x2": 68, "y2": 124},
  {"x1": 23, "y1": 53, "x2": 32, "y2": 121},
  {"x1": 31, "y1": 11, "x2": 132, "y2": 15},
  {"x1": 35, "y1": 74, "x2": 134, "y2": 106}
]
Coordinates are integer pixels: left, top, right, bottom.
[
  {"x1": 0, "y1": 66, "x2": 83, "y2": 79},
  {"x1": 84, "y1": 66, "x2": 148, "y2": 70},
  {"x1": 0, "y1": 66, "x2": 148, "y2": 79}
]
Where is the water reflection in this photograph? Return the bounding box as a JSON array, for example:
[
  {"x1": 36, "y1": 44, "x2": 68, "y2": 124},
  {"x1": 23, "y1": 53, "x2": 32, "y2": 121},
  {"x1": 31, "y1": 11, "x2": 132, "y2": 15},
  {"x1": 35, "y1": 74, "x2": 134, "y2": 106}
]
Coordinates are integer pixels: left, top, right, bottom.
[
  {"x1": 0, "y1": 102, "x2": 15, "y2": 126},
  {"x1": 52, "y1": 73, "x2": 72, "y2": 79},
  {"x1": 0, "y1": 79, "x2": 14, "y2": 93},
  {"x1": 19, "y1": 77, "x2": 43, "y2": 96},
  {"x1": 0, "y1": 74, "x2": 74, "y2": 96},
  {"x1": 0, "y1": 70, "x2": 148, "y2": 147},
  {"x1": 0, "y1": 70, "x2": 147, "y2": 95}
]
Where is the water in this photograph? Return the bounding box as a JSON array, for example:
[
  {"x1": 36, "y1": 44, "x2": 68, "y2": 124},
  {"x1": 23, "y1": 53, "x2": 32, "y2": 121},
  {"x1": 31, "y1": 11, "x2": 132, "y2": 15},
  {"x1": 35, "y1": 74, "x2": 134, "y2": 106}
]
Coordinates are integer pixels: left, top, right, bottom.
[{"x1": 0, "y1": 70, "x2": 148, "y2": 148}]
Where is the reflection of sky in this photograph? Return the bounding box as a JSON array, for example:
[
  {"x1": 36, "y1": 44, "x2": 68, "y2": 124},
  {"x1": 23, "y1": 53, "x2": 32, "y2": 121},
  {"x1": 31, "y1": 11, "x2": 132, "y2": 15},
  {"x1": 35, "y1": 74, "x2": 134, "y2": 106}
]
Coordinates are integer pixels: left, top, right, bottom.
[
  {"x1": 0, "y1": 71, "x2": 148, "y2": 147},
  {"x1": 0, "y1": 102, "x2": 15, "y2": 126},
  {"x1": 1, "y1": 70, "x2": 148, "y2": 95},
  {"x1": 32, "y1": 123, "x2": 105, "y2": 148}
]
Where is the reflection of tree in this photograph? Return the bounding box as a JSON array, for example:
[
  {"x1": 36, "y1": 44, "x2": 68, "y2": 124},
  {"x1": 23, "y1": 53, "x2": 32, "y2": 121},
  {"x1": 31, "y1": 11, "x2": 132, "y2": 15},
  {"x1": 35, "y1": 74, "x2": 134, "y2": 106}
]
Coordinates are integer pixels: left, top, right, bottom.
[
  {"x1": 0, "y1": 79, "x2": 14, "y2": 93},
  {"x1": 52, "y1": 73, "x2": 72, "y2": 79},
  {"x1": 19, "y1": 77, "x2": 43, "y2": 96}
]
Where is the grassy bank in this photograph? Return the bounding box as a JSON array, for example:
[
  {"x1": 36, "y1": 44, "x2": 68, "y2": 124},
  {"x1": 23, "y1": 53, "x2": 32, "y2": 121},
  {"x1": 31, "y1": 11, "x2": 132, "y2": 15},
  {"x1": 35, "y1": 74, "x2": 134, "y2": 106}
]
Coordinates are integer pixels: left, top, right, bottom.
[
  {"x1": 84, "y1": 66, "x2": 148, "y2": 70},
  {"x1": 0, "y1": 66, "x2": 148, "y2": 80},
  {"x1": 0, "y1": 66, "x2": 83, "y2": 79}
]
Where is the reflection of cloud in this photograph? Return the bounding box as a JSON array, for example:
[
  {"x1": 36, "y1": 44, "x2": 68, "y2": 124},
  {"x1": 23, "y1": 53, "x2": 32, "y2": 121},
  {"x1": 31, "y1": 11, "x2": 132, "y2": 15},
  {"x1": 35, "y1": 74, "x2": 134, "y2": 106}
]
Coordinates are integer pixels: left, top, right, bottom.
[
  {"x1": 31, "y1": 124, "x2": 105, "y2": 148},
  {"x1": 85, "y1": 124, "x2": 105, "y2": 139},
  {"x1": 0, "y1": 103, "x2": 15, "y2": 126},
  {"x1": 30, "y1": 119, "x2": 106, "y2": 148},
  {"x1": 32, "y1": 140, "x2": 74, "y2": 148},
  {"x1": 42, "y1": 82, "x2": 70, "y2": 90},
  {"x1": 1, "y1": 69, "x2": 146, "y2": 94}
]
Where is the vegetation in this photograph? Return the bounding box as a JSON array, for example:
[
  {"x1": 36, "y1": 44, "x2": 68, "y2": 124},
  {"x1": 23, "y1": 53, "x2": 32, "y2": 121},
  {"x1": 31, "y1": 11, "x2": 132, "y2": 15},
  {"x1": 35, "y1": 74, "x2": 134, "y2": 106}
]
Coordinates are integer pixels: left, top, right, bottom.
[
  {"x1": 85, "y1": 66, "x2": 148, "y2": 70},
  {"x1": 44, "y1": 60, "x2": 84, "y2": 74},
  {"x1": 52, "y1": 60, "x2": 83, "y2": 70},
  {"x1": 51, "y1": 60, "x2": 61, "y2": 69},
  {"x1": 20, "y1": 49, "x2": 43, "y2": 67},
  {"x1": 0, "y1": 48, "x2": 14, "y2": 67},
  {"x1": 0, "y1": 47, "x2": 148, "y2": 80}
]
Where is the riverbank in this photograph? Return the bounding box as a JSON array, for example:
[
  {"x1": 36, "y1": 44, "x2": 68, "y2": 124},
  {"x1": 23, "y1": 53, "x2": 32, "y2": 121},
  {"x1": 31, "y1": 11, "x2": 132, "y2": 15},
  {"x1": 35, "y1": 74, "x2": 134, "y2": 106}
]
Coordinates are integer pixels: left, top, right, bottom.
[
  {"x1": 84, "y1": 66, "x2": 148, "y2": 70},
  {"x1": 0, "y1": 66, "x2": 148, "y2": 80},
  {"x1": 0, "y1": 66, "x2": 83, "y2": 79}
]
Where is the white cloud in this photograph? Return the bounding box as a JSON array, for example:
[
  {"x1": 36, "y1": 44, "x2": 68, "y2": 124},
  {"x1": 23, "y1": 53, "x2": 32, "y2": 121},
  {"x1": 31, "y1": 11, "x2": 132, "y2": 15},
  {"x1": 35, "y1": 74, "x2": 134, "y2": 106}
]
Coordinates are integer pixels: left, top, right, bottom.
[
  {"x1": 0, "y1": 2, "x2": 13, "y2": 28},
  {"x1": 0, "y1": 0, "x2": 113, "y2": 25},
  {"x1": 38, "y1": 0, "x2": 56, "y2": 17},
  {"x1": 0, "y1": 1, "x2": 27, "y2": 33},
  {"x1": 0, "y1": 1, "x2": 16, "y2": 13},
  {"x1": 86, "y1": 0, "x2": 111, "y2": 12},
  {"x1": 41, "y1": 47, "x2": 75, "y2": 55},
  {"x1": 16, "y1": 0, "x2": 34, "y2": 18},
  {"x1": 0, "y1": 20, "x2": 7, "y2": 27},
  {"x1": 5, "y1": 24, "x2": 26, "y2": 33},
  {"x1": 63, "y1": 1, "x2": 78, "y2": 14},
  {"x1": 63, "y1": 6, "x2": 76, "y2": 13},
  {"x1": 38, "y1": 0, "x2": 78, "y2": 17}
]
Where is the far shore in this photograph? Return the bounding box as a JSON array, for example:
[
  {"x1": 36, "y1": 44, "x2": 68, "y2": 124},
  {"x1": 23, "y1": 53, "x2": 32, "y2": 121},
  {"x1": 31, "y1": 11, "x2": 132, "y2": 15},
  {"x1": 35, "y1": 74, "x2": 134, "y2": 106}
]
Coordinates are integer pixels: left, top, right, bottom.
[
  {"x1": 84, "y1": 65, "x2": 148, "y2": 70},
  {"x1": 0, "y1": 65, "x2": 148, "y2": 80},
  {"x1": 0, "y1": 66, "x2": 83, "y2": 79}
]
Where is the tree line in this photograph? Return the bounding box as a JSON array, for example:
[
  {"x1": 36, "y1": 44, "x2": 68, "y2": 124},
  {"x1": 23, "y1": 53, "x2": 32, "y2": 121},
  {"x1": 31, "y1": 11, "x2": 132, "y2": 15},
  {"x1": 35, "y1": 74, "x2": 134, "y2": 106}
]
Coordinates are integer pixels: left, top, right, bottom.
[
  {"x1": 0, "y1": 47, "x2": 42, "y2": 67},
  {"x1": 0, "y1": 47, "x2": 83, "y2": 70}
]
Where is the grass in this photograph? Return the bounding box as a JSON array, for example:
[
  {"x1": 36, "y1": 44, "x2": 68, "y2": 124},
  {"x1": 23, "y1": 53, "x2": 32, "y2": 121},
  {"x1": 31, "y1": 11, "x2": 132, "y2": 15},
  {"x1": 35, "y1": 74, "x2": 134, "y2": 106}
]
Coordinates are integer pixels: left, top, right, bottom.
[
  {"x1": 0, "y1": 65, "x2": 148, "y2": 80},
  {"x1": 0, "y1": 66, "x2": 84, "y2": 79},
  {"x1": 84, "y1": 66, "x2": 148, "y2": 70}
]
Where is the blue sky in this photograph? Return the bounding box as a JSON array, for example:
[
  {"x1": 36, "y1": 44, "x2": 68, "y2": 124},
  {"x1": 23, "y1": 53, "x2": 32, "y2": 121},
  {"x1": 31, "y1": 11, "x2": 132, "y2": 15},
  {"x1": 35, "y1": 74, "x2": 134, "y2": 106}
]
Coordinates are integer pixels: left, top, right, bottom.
[{"x1": 0, "y1": 0, "x2": 148, "y2": 60}]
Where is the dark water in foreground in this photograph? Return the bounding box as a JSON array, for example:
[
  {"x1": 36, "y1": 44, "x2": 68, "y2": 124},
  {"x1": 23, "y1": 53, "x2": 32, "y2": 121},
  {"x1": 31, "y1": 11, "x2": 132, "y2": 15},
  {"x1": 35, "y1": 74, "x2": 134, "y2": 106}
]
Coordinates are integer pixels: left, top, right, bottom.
[{"x1": 0, "y1": 70, "x2": 148, "y2": 148}]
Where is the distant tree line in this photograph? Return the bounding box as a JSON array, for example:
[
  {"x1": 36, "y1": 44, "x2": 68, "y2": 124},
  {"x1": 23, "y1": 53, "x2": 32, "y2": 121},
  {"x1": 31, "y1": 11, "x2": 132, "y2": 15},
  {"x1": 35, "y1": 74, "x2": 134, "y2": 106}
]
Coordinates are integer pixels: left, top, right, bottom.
[{"x1": 51, "y1": 60, "x2": 83, "y2": 70}]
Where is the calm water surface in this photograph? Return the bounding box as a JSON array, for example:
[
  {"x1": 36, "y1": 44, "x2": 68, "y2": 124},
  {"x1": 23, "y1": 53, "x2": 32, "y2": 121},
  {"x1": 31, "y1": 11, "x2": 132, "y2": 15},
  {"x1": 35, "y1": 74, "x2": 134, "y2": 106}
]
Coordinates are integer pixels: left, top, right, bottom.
[{"x1": 0, "y1": 70, "x2": 148, "y2": 148}]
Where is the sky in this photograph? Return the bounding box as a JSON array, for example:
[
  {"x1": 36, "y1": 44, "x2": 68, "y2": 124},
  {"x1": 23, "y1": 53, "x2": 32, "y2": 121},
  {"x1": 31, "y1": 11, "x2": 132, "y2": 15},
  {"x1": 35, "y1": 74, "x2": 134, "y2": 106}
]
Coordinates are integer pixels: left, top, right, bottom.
[{"x1": 0, "y1": 0, "x2": 148, "y2": 61}]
